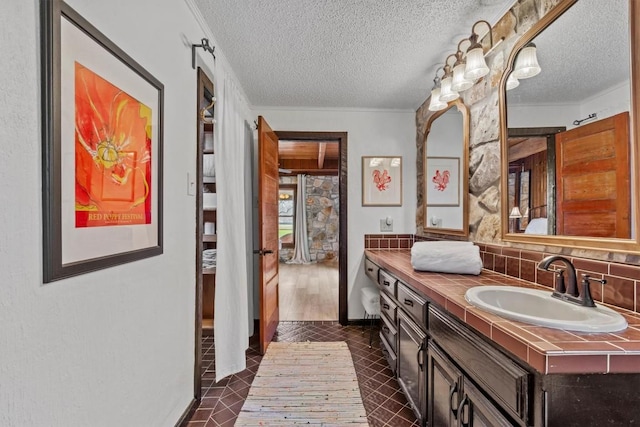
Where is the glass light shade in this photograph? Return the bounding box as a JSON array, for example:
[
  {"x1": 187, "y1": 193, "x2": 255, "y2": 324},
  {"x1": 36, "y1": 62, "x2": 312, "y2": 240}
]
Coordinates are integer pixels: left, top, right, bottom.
[
  {"x1": 451, "y1": 63, "x2": 474, "y2": 92},
  {"x1": 506, "y1": 73, "x2": 520, "y2": 90},
  {"x1": 439, "y1": 76, "x2": 459, "y2": 102},
  {"x1": 509, "y1": 206, "x2": 522, "y2": 219},
  {"x1": 428, "y1": 87, "x2": 447, "y2": 111},
  {"x1": 512, "y1": 44, "x2": 541, "y2": 79},
  {"x1": 464, "y1": 47, "x2": 489, "y2": 80}
]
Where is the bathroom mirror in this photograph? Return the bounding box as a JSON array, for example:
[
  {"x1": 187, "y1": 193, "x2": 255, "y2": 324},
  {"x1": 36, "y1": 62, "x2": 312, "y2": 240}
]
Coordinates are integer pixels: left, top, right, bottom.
[
  {"x1": 499, "y1": 0, "x2": 640, "y2": 253},
  {"x1": 424, "y1": 99, "x2": 469, "y2": 237}
]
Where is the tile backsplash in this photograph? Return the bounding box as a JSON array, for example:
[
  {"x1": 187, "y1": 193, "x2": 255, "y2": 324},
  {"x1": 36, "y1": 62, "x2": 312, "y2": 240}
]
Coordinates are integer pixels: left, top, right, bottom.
[{"x1": 364, "y1": 234, "x2": 640, "y2": 315}]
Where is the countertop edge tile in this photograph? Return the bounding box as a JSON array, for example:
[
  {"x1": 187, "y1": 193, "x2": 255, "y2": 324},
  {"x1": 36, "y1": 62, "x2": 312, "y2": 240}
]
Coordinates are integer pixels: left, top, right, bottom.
[{"x1": 365, "y1": 249, "x2": 640, "y2": 375}]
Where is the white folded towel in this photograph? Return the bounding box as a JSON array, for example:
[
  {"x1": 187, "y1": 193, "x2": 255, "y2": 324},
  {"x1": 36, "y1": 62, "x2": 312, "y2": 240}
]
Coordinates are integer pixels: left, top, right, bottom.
[{"x1": 411, "y1": 241, "x2": 482, "y2": 275}]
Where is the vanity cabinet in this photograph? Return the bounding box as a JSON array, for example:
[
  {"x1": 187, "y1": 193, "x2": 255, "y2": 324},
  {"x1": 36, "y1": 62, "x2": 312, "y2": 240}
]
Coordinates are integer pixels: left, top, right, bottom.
[
  {"x1": 366, "y1": 256, "x2": 528, "y2": 427},
  {"x1": 397, "y1": 310, "x2": 428, "y2": 424},
  {"x1": 428, "y1": 306, "x2": 530, "y2": 425},
  {"x1": 365, "y1": 251, "x2": 640, "y2": 426},
  {"x1": 369, "y1": 258, "x2": 429, "y2": 425},
  {"x1": 428, "y1": 313, "x2": 526, "y2": 427}
]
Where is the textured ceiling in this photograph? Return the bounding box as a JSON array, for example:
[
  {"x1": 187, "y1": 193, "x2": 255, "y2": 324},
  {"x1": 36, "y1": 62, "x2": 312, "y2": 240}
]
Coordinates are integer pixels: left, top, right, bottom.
[
  {"x1": 507, "y1": 0, "x2": 629, "y2": 106},
  {"x1": 194, "y1": 0, "x2": 514, "y2": 110}
]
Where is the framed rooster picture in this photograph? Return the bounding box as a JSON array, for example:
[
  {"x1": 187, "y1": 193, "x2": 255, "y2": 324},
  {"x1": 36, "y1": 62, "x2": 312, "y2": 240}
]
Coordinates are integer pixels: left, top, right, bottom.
[
  {"x1": 362, "y1": 156, "x2": 402, "y2": 206},
  {"x1": 426, "y1": 157, "x2": 460, "y2": 207}
]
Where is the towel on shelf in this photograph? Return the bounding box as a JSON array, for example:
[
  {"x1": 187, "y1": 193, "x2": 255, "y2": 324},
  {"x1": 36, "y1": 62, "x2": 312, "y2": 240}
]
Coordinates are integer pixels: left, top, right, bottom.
[
  {"x1": 411, "y1": 241, "x2": 482, "y2": 275},
  {"x1": 203, "y1": 249, "x2": 217, "y2": 268}
]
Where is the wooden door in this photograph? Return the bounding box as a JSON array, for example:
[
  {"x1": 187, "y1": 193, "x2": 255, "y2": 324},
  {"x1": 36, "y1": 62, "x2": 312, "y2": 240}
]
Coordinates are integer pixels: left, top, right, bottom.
[
  {"x1": 555, "y1": 112, "x2": 630, "y2": 237},
  {"x1": 257, "y1": 116, "x2": 280, "y2": 354}
]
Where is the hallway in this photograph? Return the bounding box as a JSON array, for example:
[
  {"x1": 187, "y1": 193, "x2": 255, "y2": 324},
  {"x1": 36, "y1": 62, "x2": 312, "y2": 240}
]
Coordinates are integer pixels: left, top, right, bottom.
[{"x1": 185, "y1": 322, "x2": 419, "y2": 426}]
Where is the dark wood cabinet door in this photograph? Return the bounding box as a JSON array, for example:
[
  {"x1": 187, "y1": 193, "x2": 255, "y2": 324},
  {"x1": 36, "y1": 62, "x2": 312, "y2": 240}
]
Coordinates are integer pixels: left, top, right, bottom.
[
  {"x1": 428, "y1": 342, "x2": 463, "y2": 427},
  {"x1": 460, "y1": 379, "x2": 515, "y2": 427},
  {"x1": 397, "y1": 310, "x2": 428, "y2": 425}
]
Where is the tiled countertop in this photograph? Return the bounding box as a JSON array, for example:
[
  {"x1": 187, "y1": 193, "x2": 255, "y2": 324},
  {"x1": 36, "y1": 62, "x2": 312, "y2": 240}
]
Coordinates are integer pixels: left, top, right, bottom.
[{"x1": 365, "y1": 249, "x2": 640, "y2": 375}]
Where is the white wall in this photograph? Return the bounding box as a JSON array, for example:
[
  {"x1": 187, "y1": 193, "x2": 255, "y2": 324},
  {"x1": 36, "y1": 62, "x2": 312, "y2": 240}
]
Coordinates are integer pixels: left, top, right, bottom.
[
  {"x1": 507, "y1": 80, "x2": 631, "y2": 131},
  {"x1": 0, "y1": 0, "x2": 226, "y2": 425},
  {"x1": 252, "y1": 107, "x2": 416, "y2": 319}
]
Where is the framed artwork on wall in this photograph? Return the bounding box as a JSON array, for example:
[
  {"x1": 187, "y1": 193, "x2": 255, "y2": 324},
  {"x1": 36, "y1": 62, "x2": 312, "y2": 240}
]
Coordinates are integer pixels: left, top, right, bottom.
[
  {"x1": 426, "y1": 157, "x2": 460, "y2": 206},
  {"x1": 362, "y1": 156, "x2": 402, "y2": 206},
  {"x1": 41, "y1": 0, "x2": 164, "y2": 282}
]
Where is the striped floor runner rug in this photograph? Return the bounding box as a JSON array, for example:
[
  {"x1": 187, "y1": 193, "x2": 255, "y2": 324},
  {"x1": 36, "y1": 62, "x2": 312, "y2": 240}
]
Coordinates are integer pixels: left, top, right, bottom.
[{"x1": 235, "y1": 341, "x2": 369, "y2": 426}]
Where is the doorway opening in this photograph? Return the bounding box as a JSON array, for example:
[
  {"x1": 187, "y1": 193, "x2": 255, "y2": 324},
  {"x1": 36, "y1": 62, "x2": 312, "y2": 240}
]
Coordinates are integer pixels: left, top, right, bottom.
[
  {"x1": 275, "y1": 132, "x2": 348, "y2": 324},
  {"x1": 277, "y1": 140, "x2": 339, "y2": 320}
]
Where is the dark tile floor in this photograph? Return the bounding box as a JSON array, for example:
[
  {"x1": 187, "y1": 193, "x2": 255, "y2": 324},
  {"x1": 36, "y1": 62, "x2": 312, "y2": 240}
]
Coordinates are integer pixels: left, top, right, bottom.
[{"x1": 185, "y1": 321, "x2": 419, "y2": 426}]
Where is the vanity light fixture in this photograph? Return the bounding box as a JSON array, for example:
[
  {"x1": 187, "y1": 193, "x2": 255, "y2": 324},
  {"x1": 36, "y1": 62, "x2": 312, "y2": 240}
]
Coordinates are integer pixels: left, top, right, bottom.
[
  {"x1": 439, "y1": 55, "x2": 460, "y2": 102},
  {"x1": 512, "y1": 42, "x2": 541, "y2": 79},
  {"x1": 506, "y1": 73, "x2": 520, "y2": 90},
  {"x1": 451, "y1": 40, "x2": 474, "y2": 92},
  {"x1": 464, "y1": 20, "x2": 493, "y2": 80},
  {"x1": 428, "y1": 68, "x2": 448, "y2": 112}
]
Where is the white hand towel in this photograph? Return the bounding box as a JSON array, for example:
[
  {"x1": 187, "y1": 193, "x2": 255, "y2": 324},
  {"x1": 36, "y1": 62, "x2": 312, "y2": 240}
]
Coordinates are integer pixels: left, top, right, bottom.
[{"x1": 411, "y1": 241, "x2": 482, "y2": 275}]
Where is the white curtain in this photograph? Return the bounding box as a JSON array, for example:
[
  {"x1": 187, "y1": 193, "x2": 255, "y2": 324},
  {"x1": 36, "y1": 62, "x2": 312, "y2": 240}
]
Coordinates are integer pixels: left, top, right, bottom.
[
  {"x1": 213, "y1": 68, "x2": 249, "y2": 382},
  {"x1": 287, "y1": 174, "x2": 313, "y2": 264}
]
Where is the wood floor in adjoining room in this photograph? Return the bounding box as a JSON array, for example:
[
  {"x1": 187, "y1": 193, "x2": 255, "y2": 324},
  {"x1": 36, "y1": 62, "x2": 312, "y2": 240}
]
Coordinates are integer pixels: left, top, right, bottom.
[{"x1": 278, "y1": 260, "x2": 339, "y2": 321}]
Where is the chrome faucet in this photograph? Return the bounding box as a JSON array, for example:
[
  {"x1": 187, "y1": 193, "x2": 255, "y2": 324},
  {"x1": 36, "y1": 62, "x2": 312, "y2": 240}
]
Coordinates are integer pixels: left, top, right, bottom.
[{"x1": 537, "y1": 255, "x2": 606, "y2": 307}]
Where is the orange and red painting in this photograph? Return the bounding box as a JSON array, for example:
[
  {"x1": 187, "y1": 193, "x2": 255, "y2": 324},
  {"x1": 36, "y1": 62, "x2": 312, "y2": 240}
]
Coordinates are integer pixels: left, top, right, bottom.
[{"x1": 74, "y1": 62, "x2": 152, "y2": 227}]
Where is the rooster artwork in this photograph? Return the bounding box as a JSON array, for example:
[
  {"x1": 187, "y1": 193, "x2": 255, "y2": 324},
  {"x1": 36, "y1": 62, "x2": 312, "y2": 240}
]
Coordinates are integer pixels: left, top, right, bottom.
[
  {"x1": 432, "y1": 169, "x2": 451, "y2": 192},
  {"x1": 372, "y1": 169, "x2": 392, "y2": 191}
]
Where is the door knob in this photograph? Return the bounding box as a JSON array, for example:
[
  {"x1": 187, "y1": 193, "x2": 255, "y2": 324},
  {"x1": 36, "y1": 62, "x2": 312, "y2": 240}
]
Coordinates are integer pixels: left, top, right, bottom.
[{"x1": 253, "y1": 249, "x2": 274, "y2": 256}]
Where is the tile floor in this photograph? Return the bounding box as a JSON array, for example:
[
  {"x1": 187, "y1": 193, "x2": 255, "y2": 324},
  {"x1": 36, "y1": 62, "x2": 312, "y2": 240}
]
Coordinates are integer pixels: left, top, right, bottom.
[{"x1": 184, "y1": 321, "x2": 419, "y2": 426}]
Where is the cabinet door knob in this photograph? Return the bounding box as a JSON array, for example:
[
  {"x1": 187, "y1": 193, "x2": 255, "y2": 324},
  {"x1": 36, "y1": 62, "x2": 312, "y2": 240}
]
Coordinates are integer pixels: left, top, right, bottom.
[
  {"x1": 404, "y1": 298, "x2": 414, "y2": 307},
  {"x1": 383, "y1": 303, "x2": 390, "y2": 310}
]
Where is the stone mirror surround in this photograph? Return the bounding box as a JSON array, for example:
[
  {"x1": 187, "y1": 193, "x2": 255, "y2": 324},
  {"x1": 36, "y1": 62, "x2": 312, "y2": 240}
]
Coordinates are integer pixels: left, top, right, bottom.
[
  {"x1": 499, "y1": 0, "x2": 640, "y2": 255},
  {"x1": 423, "y1": 99, "x2": 470, "y2": 237}
]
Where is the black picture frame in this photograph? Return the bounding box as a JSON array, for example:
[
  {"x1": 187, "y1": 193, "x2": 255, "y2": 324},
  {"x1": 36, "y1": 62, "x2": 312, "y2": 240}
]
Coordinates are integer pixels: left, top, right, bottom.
[{"x1": 41, "y1": 0, "x2": 164, "y2": 282}]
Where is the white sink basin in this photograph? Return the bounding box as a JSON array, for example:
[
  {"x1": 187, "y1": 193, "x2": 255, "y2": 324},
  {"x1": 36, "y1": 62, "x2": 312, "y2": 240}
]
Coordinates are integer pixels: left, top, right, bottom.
[{"x1": 465, "y1": 286, "x2": 627, "y2": 333}]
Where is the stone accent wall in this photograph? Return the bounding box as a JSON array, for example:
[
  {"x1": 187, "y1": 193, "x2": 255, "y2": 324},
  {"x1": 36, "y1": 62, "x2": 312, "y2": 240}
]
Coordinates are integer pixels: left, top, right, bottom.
[
  {"x1": 279, "y1": 176, "x2": 339, "y2": 262},
  {"x1": 307, "y1": 176, "x2": 339, "y2": 262},
  {"x1": 415, "y1": 0, "x2": 639, "y2": 264}
]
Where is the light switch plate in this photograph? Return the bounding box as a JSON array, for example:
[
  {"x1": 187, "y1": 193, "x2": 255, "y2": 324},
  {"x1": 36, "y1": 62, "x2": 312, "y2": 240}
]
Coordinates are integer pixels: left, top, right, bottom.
[{"x1": 380, "y1": 218, "x2": 393, "y2": 232}]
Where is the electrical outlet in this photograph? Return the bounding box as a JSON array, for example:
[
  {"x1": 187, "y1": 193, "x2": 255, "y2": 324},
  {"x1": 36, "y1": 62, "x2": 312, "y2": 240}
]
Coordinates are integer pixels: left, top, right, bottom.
[{"x1": 380, "y1": 218, "x2": 393, "y2": 232}]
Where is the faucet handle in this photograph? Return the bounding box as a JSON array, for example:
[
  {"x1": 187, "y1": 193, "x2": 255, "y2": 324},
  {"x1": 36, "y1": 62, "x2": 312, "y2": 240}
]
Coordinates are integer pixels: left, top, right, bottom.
[
  {"x1": 552, "y1": 269, "x2": 566, "y2": 293},
  {"x1": 581, "y1": 274, "x2": 606, "y2": 307},
  {"x1": 582, "y1": 274, "x2": 607, "y2": 286}
]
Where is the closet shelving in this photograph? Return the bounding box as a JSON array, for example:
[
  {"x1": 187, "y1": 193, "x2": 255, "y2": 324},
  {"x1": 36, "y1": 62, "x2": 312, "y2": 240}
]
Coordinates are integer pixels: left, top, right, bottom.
[{"x1": 198, "y1": 70, "x2": 216, "y2": 334}]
